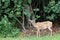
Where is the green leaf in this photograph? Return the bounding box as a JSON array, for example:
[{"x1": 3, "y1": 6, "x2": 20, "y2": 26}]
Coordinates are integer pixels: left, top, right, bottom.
[
  {"x1": 15, "y1": 11, "x2": 21, "y2": 17},
  {"x1": 35, "y1": 15, "x2": 40, "y2": 19},
  {"x1": 46, "y1": 14, "x2": 56, "y2": 20},
  {"x1": 8, "y1": 13, "x2": 14, "y2": 18},
  {"x1": 28, "y1": 0, "x2": 32, "y2": 4},
  {"x1": 17, "y1": 5, "x2": 21, "y2": 8},
  {"x1": 23, "y1": 9, "x2": 31, "y2": 17},
  {"x1": 4, "y1": 8, "x2": 11, "y2": 13},
  {"x1": 33, "y1": 8, "x2": 39, "y2": 12},
  {"x1": 2, "y1": 0, "x2": 5, "y2": 2}
]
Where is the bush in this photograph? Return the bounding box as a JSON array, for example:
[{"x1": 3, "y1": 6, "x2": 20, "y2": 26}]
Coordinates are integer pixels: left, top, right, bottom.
[{"x1": 0, "y1": 15, "x2": 20, "y2": 37}]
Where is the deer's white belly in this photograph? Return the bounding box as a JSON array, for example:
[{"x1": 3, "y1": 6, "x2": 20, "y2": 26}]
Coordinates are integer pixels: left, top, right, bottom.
[{"x1": 40, "y1": 26, "x2": 48, "y2": 29}]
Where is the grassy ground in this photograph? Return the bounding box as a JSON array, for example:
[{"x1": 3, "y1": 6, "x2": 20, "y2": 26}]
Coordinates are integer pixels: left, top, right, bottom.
[{"x1": 0, "y1": 33, "x2": 60, "y2": 40}]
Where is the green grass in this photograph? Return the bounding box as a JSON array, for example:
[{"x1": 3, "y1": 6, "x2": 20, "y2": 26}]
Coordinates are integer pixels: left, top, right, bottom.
[{"x1": 0, "y1": 33, "x2": 60, "y2": 40}]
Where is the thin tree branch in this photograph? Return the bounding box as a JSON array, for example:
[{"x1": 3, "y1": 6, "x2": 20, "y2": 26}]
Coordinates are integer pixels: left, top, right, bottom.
[{"x1": 13, "y1": 15, "x2": 26, "y2": 31}]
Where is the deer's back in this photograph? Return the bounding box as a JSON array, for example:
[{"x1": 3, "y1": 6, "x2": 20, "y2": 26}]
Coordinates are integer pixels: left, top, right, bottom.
[{"x1": 35, "y1": 21, "x2": 52, "y2": 29}]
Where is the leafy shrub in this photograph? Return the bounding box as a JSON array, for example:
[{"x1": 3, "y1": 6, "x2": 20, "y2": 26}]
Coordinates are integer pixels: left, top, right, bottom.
[
  {"x1": 44, "y1": 0, "x2": 60, "y2": 20},
  {"x1": 0, "y1": 15, "x2": 20, "y2": 37}
]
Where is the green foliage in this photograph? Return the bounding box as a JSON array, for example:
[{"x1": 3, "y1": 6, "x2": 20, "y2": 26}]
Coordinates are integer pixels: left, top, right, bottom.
[
  {"x1": 35, "y1": 15, "x2": 40, "y2": 20},
  {"x1": 44, "y1": 0, "x2": 60, "y2": 20},
  {"x1": 0, "y1": 0, "x2": 32, "y2": 18},
  {"x1": 0, "y1": 0, "x2": 32, "y2": 37},
  {"x1": 11, "y1": 28, "x2": 20, "y2": 37},
  {"x1": 23, "y1": 9, "x2": 31, "y2": 17},
  {"x1": 52, "y1": 1, "x2": 60, "y2": 13},
  {"x1": 44, "y1": 0, "x2": 60, "y2": 14},
  {"x1": 15, "y1": 11, "x2": 21, "y2": 17},
  {"x1": 33, "y1": 8, "x2": 40, "y2": 12},
  {"x1": 0, "y1": 15, "x2": 20, "y2": 37},
  {"x1": 46, "y1": 14, "x2": 56, "y2": 20},
  {"x1": 28, "y1": 0, "x2": 32, "y2": 4},
  {"x1": 44, "y1": 0, "x2": 55, "y2": 13},
  {"x1": 33, "y1": 8, "x2": 40, "y2": 20},
  {"x1": 0, "y1": 0, "x2": 60, "y2": 37}
]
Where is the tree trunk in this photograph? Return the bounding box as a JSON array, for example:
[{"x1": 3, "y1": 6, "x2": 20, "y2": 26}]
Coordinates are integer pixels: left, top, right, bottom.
[{"x1": 22, "y1": 13, "x2": 26, "y2": 31}]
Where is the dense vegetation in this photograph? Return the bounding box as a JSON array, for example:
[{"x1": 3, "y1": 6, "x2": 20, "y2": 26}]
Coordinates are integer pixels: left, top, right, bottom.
[{"x1": 0, "y1": 0, "x2": 60, "y2": 37}]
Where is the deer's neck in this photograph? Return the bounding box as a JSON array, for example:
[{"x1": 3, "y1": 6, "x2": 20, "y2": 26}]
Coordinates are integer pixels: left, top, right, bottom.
[{"x1": 31, "y1": 22, "x2": 36, "y2": 27}]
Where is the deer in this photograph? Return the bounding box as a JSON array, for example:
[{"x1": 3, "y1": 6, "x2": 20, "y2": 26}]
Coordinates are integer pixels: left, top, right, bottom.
[{"x1": 28, "y1": 19, "x2": 53, "y2": 37}]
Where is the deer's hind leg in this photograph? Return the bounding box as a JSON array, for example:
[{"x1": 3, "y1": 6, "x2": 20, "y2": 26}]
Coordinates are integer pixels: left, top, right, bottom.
[{"x1": 48, "y1": 27, "x2": 52, "y2": 36}]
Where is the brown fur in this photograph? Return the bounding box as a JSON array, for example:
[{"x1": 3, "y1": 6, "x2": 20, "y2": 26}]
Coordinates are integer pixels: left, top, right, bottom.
[{"x1": 29, "y1": 19, "x2": 53, "y2": 37}]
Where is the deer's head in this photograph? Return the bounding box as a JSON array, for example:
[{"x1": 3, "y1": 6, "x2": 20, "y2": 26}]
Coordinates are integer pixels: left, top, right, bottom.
[{"x1": 28, "y1": 19, "x2": 35, "y2": 23}]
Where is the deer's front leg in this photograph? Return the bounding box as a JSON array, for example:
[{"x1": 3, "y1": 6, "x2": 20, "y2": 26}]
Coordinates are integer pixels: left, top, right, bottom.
[{"x1": 37, "y1": 29, "x2": 40, "y2": 37}]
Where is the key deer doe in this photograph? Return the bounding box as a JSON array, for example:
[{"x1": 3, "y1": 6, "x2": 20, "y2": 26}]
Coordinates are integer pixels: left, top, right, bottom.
[{"x1": 28, "y1": 19, "x2": 53, "y2": 37}]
